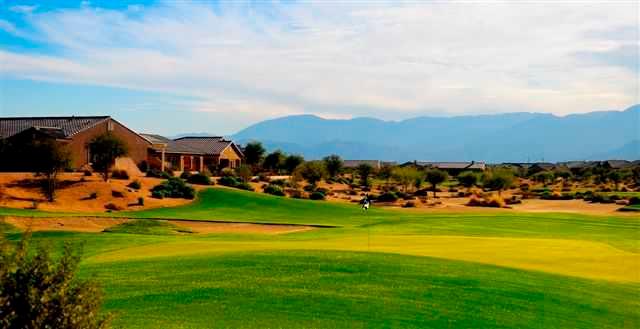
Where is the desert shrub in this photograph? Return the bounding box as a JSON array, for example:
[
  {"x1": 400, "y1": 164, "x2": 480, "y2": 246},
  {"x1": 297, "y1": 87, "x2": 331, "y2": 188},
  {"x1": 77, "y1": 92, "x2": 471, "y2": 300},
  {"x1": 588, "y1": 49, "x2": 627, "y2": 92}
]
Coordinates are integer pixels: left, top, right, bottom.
[
  {"x1": 236, "y1": 182, "x2": 254, "y2": 191},
  {"x1": 111, "y1": 190, "x2": 124, "y2": 198},
  {"x1": 264, "y1": 184, "x2": 285, "y2": 196},
  {"x1": 396, "y1": 191, "x2": 409, "y2": 199},
  {"x1": 348, "y1": 190, "x2": 358, "y2": 196},
  {"x1": 377, "y1": 192, "x2": 398, "y2": 202},
  {"x1": 609, "y1": 194, "x2": 621, "y2": 201},
  {"x1": 448, "y1": 188, "x2": 458, "y2": 193},
  {"x1": 402, "y1": 201, "x2": 416, "y2": 208},
  {"x1": 303, "y1": 184, "x2": 316, "y2": 192},
  {"x1": 589, "y1": 193, "x2": 613, "y2": 204},
  {"x1": 270, "y1": 179, "x2": 287, "y2": 186},
  {"x1": 218, "y1": 176, "x2": 239, "y2": 187},
  {"x1": 104, "y1": 202, "x2": 122, "y2": 211},
  {"x1": 127, "y1": 180, "x2": 141, "y2": 190},
  {"x1": 138, "y1": 197, "x2": 144, "y2": 206},
  {"x1": 628, "y1": 196, "x2": 640, "y2": 205},
  {"x1": 111, "y1": 169, "x2": 129, "y2": 180},
  {"x1": 309, "y1": 191, "x2": 325, "y2": 200},
  {"x1": 0, "y1": 230, "x2": 111, "y2": 328},
  {"x1": 187, "y1": 173, "x2": 212, "y2": 185},
  {"x1": 217, "y1": 176, "x2": 253, "y2": 191},
  {"x1": 147, "y1": 169, "x2": 171, "y2": 179},
  {"x1": 466, "y1": 195, "x2": 506, "y2": 208},
  {"x1": 519, "y1": 183, "x2": 530, "y2": 191},
  {"x1": 315, "y1": 187, "x2": 330, "y2": 195},
  {"x1": 83, "y1": 170, "x2": 93, "y2": 176},
  {"x1": 414, "y1": 188, "x2": 429, "y2": 196},
  {"x1": 151, "y1": 177, "x2": 196, "y2": 199},
  {"x1": 85, "y1": 192, "x2": 98, "y2": 200},
  {"x1": 180, "y1": 171, "x2": 192, "y2": 180}
]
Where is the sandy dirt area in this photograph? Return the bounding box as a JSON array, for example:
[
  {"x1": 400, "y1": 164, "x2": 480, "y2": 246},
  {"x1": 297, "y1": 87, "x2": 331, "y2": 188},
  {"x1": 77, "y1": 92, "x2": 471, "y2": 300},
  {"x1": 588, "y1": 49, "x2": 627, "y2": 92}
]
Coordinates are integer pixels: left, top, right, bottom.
[
  {"x1": 2, "y1": 216, "x2": 314, "y2": 235},
  {"x1": 3, "y1": 216, "x2": 130, "y2": 233},
  {"x1": 0, "y1": 173, "x2": 198, "y2": 212}
]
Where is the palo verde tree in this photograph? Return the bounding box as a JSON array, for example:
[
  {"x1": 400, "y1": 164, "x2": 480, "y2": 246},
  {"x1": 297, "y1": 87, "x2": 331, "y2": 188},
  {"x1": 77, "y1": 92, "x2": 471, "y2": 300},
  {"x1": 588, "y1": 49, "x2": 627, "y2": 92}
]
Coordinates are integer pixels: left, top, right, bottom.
[
  {"x1": 391, "y1": 167, "x2": 421, "y2": 192},
  {"x1": 32, "y1": 140, "x2": 71, "y2": 202},
  {"x1": 283, "y1": 154, "x2": 304, "y2": 174},
  {"x1": 532, "y1": 171, "x2": 554, "y2": 187},
  {"x1": 483, "y1": 168, "x2": 515, "y2": 196},
  {"x1": 243, "y1": 142, "x2": 266, "y2": 171},
  {"x1": 323, "y1": 155, "x2": 343, "y2": 179},
  {"x1": 263, "y1": 150, "x2": 285, "y2": 173},
  {"x1": 89, "y1": 133, "x2": 128, "y2": 181},
  {"x1": 457, "y1": 171, "x2": 479, "y2": 192},
  {"x1": 296, "y1": 161, "x2": 326, "y2": 187},
  {"x1": 0, "y1": 228, "x2": 112, "y2": 328},
  {"x1": 425, "y1": 169, "x2": 448, "y2": 197},
  {"x1": 356, "y1": 163, "x2": 374, "y2": 187}
]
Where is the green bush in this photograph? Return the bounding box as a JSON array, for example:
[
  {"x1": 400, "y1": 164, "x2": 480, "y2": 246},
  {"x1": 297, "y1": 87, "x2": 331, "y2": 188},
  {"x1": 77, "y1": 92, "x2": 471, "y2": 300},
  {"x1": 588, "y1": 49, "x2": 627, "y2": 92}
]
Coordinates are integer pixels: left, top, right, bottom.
[
  {"x1": 236, "y1": 182, "x2": 254, "y2": 191},
  {"x1": 187, "y1": 173, "x2": 212, "y2": 185},
  {"x1": 218, "y1": 176, "x2": 239, "y2": 187},
  {"x1": 147, "y1": 169, "x2": 171, "y2": 179},
  {"x1": 628, "y1": 196, "x2": 640, "y2": 205},
  {"x1": 150, "y1": 177, "x2": 196, "y2": 199},
  {"x1": 127, "y1": 180, "x2": 141, "y2": 190},
  {"x1": 264, "y1": 185, "x2": 285, "y2": 196},
  {"x1": 180, "y1": 171, "x2": 192, "y2": 179},
  {"x1": 0, "y1": 230, "x2": 111, "y2": 328},
  {"x1": 309, "y1": 191, "x2": 325, "y2": 200},
  {"x1": 376, "y1": 192, "x2": 398, "y2": 202}
]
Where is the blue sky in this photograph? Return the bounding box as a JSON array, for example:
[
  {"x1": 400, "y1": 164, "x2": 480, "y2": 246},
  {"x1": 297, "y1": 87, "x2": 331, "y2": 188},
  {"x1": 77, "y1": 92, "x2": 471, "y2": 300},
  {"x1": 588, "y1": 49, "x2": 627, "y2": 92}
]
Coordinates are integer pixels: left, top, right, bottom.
[{"x1": 0, "y1": 1, "x2": 638, "y2": 135}]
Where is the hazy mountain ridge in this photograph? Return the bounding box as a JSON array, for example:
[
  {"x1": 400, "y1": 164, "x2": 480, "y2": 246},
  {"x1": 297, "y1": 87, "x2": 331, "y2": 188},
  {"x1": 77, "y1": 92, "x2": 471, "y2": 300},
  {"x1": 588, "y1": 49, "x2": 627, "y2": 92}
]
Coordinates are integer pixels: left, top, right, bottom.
[{"x1": 232, "y1": 105, "x2": 639, "y2": 162}]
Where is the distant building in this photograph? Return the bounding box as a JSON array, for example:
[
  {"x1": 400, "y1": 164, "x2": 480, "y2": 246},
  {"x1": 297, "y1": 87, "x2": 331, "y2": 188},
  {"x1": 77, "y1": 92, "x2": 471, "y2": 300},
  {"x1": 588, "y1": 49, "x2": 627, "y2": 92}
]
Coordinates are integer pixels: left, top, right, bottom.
[
  {"x1": 343, "y1": 160, "x2": 382, "y2": 169},
  {"x1": 403, "y1": 161, "x2": 486, "y2": 175},
  {"x1": 142, "y1": 135, "x2": 244, "y2": 172},
  {"x1": 0, "y1": 116, "x2": 244, "y2": 174},
  {"x1": 601, "y1": 160, "x2": 633, "y2": 170},
  {"x1": 0, "y1": 116, "x2": 151, "y2": 169}
]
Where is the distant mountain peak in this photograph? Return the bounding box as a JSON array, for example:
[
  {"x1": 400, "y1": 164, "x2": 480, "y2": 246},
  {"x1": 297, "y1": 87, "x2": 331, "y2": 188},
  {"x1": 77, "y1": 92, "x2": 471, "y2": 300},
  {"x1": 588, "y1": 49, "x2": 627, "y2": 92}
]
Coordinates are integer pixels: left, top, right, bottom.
[{"x1": 230, "y1": 105, "x2": 639, "y2": 162}]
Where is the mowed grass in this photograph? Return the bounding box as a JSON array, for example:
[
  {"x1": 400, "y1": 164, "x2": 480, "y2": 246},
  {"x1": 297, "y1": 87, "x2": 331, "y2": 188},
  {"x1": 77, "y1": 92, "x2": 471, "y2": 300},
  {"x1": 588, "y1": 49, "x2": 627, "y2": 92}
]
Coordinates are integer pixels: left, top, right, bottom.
[
  {"x1": 78, "y1": 250, "x2": 638, "y2": 329},
  {"x1": 3, "y1": 187, "x2": 640, "y2": 328}
]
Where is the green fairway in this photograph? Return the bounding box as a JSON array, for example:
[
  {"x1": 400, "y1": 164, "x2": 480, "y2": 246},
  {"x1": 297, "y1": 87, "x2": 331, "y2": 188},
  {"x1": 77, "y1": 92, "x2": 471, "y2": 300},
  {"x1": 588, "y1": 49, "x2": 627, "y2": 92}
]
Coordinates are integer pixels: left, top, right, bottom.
[{"x1": 2, "y1": 187, "x2": 640, "y2": 328}]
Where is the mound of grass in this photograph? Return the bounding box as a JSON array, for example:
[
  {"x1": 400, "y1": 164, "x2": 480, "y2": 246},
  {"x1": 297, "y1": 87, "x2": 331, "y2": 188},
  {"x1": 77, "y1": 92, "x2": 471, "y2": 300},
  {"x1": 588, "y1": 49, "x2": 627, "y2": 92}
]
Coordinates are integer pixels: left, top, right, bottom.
[{"x1": 104, "y1": 219, "x2": 192, "y2": 235}]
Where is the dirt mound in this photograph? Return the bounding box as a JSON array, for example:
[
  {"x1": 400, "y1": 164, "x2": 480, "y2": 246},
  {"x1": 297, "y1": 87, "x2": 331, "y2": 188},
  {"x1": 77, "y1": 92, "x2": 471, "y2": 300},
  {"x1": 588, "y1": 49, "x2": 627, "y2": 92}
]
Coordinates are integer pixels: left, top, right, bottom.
[{"x1": 0, "y1": 173, "x2": 195, "y2": 212}]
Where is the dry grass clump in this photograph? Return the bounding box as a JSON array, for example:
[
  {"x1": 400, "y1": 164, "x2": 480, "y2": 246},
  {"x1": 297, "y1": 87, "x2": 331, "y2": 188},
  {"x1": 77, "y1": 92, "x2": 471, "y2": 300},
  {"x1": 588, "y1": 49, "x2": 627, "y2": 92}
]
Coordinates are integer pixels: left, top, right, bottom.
[{"x1": 466, "y1": 194, "x2": 508, "y2": 208}]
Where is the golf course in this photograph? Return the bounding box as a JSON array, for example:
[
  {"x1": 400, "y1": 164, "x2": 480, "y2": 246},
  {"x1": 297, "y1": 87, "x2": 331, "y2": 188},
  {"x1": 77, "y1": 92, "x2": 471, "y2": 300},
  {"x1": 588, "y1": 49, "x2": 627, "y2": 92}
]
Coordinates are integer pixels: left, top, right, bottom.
[{"x1": 2, "y1": 187, "x2": 639, "y2": 328}]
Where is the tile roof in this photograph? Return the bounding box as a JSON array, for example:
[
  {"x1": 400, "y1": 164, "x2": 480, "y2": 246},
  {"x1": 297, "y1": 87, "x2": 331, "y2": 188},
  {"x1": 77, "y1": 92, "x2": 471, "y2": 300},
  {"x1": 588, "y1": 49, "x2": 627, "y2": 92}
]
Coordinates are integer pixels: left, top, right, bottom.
[
  {"x1": 140, "y1": 133, "x2": 172, "y2": 145},
  {"x1": 343, "y1": 160, "x2": 381, "y2": 168},
  {"x1": 147, "y1": 135, "x2": 243, "y2": 156},
  {"x1": 0, "y1": 116, "x2": 110, "y2": 139}
]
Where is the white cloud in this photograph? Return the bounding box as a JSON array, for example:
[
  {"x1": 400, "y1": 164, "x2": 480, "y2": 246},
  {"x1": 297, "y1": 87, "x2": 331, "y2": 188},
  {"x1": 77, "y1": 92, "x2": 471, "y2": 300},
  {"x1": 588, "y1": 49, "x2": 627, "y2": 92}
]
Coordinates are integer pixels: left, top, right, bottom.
[{"x1": 0, "y1": 1, "x2": 638, "y2": 125}]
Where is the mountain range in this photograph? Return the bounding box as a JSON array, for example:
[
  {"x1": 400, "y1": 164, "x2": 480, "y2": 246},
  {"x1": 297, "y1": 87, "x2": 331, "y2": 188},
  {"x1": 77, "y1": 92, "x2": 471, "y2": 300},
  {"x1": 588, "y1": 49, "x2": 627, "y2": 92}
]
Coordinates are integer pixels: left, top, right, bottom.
[{"x1": 229, "y1": 105, "x2": 640, "y2": 163}]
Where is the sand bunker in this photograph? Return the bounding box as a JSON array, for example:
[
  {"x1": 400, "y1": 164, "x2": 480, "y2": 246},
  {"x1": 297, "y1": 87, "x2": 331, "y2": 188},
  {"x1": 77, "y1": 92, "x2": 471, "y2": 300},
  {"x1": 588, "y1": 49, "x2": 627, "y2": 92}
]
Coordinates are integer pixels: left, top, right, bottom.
[{"x1": 167, "y1": 220, "x2": 314, "y2": 235}]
